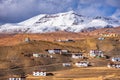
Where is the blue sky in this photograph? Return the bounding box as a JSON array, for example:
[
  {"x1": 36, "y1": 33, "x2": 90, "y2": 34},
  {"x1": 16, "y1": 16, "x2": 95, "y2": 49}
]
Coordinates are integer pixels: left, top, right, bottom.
[{"x1": 0, "y1": 0, "x2": 120, "y2": 23}]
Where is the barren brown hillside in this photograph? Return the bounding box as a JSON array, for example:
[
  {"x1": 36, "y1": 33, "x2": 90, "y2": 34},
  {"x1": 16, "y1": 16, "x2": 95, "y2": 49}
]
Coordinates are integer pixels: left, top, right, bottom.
[
  {"x1": 0, "y1": 27, "x2": 119, "y2": 46},
  {"x1": 0, "y1": 27, "x2": 120, "y2": 80}
]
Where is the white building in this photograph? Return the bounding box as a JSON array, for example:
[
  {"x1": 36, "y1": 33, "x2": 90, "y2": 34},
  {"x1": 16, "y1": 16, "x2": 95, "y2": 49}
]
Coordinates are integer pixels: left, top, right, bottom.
[
  {"x1": 72, "y1": 53, "x2": 84, "y2": 59},
  {"x1": 24, "y1": 37, "x2": 30, "y2": 42},
  {"x1": 33, "y1": 72, "x2": 46, "y2": 76},
  {"x1": 33, "y1": 53, "x2": 48, "y2": 58},
  {"x1": 62, "y1": 63, "x2": 71, "y2": 67},
  {"x1": 61, "y1": 50, "x2": 68, "y2": 54},
  {"x1": 98, "y1": 37, "x2": 105, "y2": 40},
  {"x1": 9, "y1": 78, "x2": 22, "y2": 80},
  {"x1": 89, "y1": 50, "x2": 104, "y2": 58},
  {"x1": 33, "y1": 53, "x2": 39, "y2": 57},
  {"x1": 50, "y1": 55, "x2": 53, "y2": 58},
  {"x1": 75, "y1": 61, "x2": 89, "y2": 67},
  {"x1": 48, "y1": 50, "x2": 55, "y2": 54},
  {"x1": 56, "y1": 39, "x2": 74, "y2": 42},
  {"x1": 47, "y1": 49, "x2": 68, "y2": 54},
  {"x1": 111, "y1": 57, "x2": 120, "y2": 62}
]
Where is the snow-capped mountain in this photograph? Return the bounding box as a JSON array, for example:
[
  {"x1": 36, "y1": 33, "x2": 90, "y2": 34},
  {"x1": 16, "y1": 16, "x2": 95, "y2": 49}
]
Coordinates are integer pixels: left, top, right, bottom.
[{"x1": 0, "y1": 11, "x2": 120, "y2": 33}]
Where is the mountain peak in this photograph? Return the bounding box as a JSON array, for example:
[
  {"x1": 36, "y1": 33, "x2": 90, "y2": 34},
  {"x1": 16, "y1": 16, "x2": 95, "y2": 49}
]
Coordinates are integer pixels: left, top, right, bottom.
[{"x1": 65, "y1": 10, "x2": 76, "y2": 14}]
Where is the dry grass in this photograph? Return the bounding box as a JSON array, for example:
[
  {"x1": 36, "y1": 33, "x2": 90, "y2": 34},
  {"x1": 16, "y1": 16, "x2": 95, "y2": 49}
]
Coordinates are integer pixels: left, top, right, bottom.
[{"x1": 26, "y1": 67, "x2": 120, "y2": 80}]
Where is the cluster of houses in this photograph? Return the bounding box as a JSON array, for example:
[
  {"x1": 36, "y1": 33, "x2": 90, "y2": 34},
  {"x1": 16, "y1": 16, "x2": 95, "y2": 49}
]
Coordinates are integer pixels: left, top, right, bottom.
[
  {"x1": 62, "y1": 61, "x2": 90, "y2": 67},
  {"x1": 108, "y1": 57, "x2": 120, "y2": 68},
  {"x1": 11, "y1": 47, "x2": 118, "y2": 79},
  {"x1": 46, "y1": 49, "x2": 90, "y2": 67},
  {"x1": 100, "y1": 33, "x2": 119, "y2": 38},
  {"x1": 8, "y1": 36, "x2": 120, "y2": 80}
]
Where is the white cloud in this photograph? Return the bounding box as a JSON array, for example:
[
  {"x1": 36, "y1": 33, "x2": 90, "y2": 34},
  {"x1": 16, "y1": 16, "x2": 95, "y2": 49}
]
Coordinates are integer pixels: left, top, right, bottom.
[
  {"x1": 0, "y1": 0, "x2": 120, "y2": 23},
  {"x1": 76, "y1": 1, "x2": 106, "y2": 16},
  {"x1": 106, "y1": 0, "x2": 120, "y2": 8}
]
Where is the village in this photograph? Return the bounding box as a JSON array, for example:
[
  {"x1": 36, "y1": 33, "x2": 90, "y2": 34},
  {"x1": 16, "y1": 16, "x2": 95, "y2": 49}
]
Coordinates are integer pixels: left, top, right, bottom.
[{"x1": 7, "y1": 32, "x2": 120, "y2": 80}]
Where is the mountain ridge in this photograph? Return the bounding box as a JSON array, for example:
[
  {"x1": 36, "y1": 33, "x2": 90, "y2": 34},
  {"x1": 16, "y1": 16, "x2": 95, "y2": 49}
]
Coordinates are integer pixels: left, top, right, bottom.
[{"x1": 0, "y1": 11, "x2": 120, "y2": 33}]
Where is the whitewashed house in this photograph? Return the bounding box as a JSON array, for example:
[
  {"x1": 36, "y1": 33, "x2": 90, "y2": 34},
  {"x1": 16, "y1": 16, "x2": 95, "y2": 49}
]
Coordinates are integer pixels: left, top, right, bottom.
[
  {"x1": 47, "y1": 49, "x2": 68, "y2": 54},
  {"x1": 33, "y1": 53, "x2": 48, "y2": 58},
  {"x1": 56, "y1": 39, "x2": 74, "y2": 42},
  {"x1": 107, "y1": 63, "x2": 120, "y2": 68},
  {"x1": 9, "y1": 78, "x2": 22, "y2": 80},
  {"x1": 65, "y1": 39, "x2": 75, "y2": 42},
  {"x1": 75, "y1": 61, "x2": 89, "y2": 67},
  {"x1": 24, "y1": 37, "x2": 30, "y2": 43},
  {"x1": 33, "y1": 53, "x2": 39, "y2": 57},
  {"x1": 33, "y1": 72, "x2": 46, "y2": 76},
  {"x1": 47, "y1": 49, "x2": 61, "y2": 54},
  {"x1": 89, "y1": 50, "x2": 104, "y2": 58},
  {"x1": 98, "y1": 37, "x2": 105, "y2": 40},
  {"x1": 72, "y1": 53, "x2": 84, "y2": 59},
  {"x1": 62, "y1": 63, "x2": 71, "y2": 67},
  {"x1": 53, "y1": 49, "x2": 61, "y2": 54},
  {"x1": 48, "y1": 50, "x2": 55, "y2": 54},
  {"x1": 61, "y1": 50, "x2": 68, "y2": 54},
  {"x1": 50, "y1": 55, "x2": 53, "y2": 58},
  {"x1": 107, "y1": 63, "x2": 111, "y2": 68},
  {"x1": 111, "y1": 57, "x2": 120, "y2": 62}
]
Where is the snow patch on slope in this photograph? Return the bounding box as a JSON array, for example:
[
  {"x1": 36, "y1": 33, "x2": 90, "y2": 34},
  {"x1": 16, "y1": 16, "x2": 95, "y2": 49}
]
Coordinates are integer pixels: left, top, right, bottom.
[
  {"x1": 87, "y1": 19, "x2": 108, "y2": 27},
  {"x1": 18, "y1": 14, "x2": 46, "y2": 26}
]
